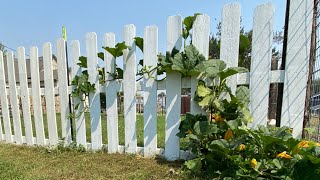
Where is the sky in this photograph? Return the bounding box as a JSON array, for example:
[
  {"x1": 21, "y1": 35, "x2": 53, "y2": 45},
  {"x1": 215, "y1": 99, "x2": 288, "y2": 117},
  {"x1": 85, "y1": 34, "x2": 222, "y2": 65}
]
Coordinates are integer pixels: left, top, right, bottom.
[{"x1": 0, "y1": 0, "x2": 286, "y2": 58}]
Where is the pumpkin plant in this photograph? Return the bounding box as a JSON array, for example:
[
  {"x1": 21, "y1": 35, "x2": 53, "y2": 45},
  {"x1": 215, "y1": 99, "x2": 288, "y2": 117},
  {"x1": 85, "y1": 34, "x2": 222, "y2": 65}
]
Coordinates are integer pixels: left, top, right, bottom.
[{"x1": 176, "y1": 40, "x2": 320, "y2": 180}]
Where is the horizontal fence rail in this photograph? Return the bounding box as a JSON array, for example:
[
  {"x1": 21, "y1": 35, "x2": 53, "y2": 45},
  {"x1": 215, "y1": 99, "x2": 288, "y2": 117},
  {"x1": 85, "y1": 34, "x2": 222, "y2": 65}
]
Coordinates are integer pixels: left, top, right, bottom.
[{"x1": 0, "y1": 1, "x2": 313, "y2": 160}]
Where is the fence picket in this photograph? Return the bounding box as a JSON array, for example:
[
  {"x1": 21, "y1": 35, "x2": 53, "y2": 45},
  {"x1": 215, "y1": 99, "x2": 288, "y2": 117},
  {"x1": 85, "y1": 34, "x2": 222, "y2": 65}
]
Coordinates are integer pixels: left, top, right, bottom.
[
  {"x1": 191, "y1": 14, "x2": 210, "y2": 115},
  {"x1": 0, "y1": 51, "x2": 12, "y2": 142},
  {"x1": 0, "y1": 1, "x2": 314, "y2": 157},
  {"x1": 281, "y1": 0, "x2": 313, "y2": 137},
  {"x1": 43, "y1": 42, "x2": 58, "y2": 145},
  {"x1": 30, "y1": 47, "x2": 45, "y2": 145},
  {"x1": 57, "y1": 38, "x2": 72, "y2": 144},
  {"x1": 123, "y1": 24, "x2": 137, "y2": 153},
  {"x1": 17, "y1": 47, "x2": 34, "y2": 145},
  {"x1": 249, "y1": 3, "x2": 274, "y2": 128},
  {"x1": 86, "y1": 32, "x2": 102, "y2": 150},
  {"x1": 104, "y1": 33, "x2": 119, "y2": 153},
  {"x1": 6, "y1": 51, "x2": 23, "y2": 144},
  {"x1": 220, "y1": 3, "x2": 241, "y2": 94},
  {"x1": 143, "y1": 25, "x2": 158, "y2": 157},
  {"x1": 70, "y1": 40, "x2": 87, "y2": 146},
  {"x1": 165, "y1": 15, "x2": 182, "y2": 160}
]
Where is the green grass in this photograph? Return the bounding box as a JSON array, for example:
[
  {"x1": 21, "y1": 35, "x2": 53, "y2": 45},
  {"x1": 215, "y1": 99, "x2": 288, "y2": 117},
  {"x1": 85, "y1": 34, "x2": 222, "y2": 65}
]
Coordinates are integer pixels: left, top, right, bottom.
[
  {"x1": 4, "y1": 113, "x2": 189, "y2": 149},
  {"x1": 0, "y1": 142, "x2": 188, "y2": 180}
]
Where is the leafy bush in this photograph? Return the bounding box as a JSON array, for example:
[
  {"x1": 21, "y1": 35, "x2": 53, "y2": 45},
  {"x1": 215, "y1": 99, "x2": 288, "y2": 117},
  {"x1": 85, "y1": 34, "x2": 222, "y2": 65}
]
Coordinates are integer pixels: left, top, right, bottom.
[{"x1": 177, "y1": 58, "x2": 320, "y2": 179}]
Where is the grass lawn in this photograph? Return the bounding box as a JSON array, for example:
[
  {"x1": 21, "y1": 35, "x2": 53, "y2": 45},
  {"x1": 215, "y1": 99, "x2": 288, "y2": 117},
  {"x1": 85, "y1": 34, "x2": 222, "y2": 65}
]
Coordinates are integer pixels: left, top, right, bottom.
[
  {"x1": 3, "y1": 113, "x2": 189, "y2": 149},
  {"x1": 0, "y1": 142, "x2": 188, "y2": 180}
]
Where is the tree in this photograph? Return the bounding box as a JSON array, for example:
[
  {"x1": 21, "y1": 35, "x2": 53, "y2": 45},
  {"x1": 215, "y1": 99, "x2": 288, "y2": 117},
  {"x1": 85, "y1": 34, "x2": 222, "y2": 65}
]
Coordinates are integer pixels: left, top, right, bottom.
[
  {"x1": 209, "y1": 22, "x2": 283, "y2": 70},
  {"x1": 209, "y1": 21, "x2": 284, "y2": 120}
]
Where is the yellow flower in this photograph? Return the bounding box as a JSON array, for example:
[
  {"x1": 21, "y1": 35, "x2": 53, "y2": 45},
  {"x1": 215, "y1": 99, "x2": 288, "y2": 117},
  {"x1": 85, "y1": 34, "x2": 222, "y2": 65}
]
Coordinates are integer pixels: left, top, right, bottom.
[
  {"x1": 277, "y1": 151, "x2": 292, "y2": 159},
  {"x1": 186, "y1": 129, "x2": 193, "y2": 134},
  {"x1": 224, "y1": 128, "x2": 233, "y2": 141},
  {"x1": 298, "y1": 140, "x2": 309, "y2": 148},
  {"x1": 211, "y1": 114, "x2": 224, "y2": 123},
  {"x1": 239, "y1": 144, "x2": 246, "y2": 151},
  {"x1": 316, "y1": 143, "x2": 320, "y2": 147},
  {"x1": 251, "y1": 158, "x2": 257, "y2": 168}
]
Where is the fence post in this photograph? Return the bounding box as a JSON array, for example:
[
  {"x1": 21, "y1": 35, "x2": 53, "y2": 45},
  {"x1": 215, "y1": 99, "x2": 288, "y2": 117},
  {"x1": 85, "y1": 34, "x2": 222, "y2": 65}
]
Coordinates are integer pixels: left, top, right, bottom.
[
  {"x1": 143, "y1": 25, "x2": 158, "y2": 157},
  {"x1": 165, "y1": 15, "x2": 182, "y2": 160},
  {"x1": 104, "y1": 33, "x2": 119, "y2": 153},
  {"x1": 191, "y1": 14, "x2": 210, "y2": 115},
  {"x1": 57, "y1": 38, "x2": 72, "y2": 144},
  {"x1": 7, "y1": 51, "x2": 23, "y2": 144},
  {"x1": 30, "y1": 47, "x2": 45, "y2": 145},
  {"x1": 70, "y1": 40, "x2": 87, "y2": 147},
  {"x1": 43, "y1": 42, "x2": 58, "y2": 145},
  {"x1": 86, "y1": 32, "x2": 102, "y2": 150},
  {"x1": 17, "y1": 47, "x2": 34, "y2": 145},
  {"x1": 123, "y1": 24, "x2": 137, "y2": 153},
  {"x1": 281, "y1": 0, "x2": 313, "y2": 137},
  {"x1": 220, "y1": 3, "x2": 241, "y2": 94},
  {"x1": 0, "y1": 51, "x2": 12, "y2": 142},
  {"x1": 249, "y1": 3, "x2": 274, "y2": 128}
]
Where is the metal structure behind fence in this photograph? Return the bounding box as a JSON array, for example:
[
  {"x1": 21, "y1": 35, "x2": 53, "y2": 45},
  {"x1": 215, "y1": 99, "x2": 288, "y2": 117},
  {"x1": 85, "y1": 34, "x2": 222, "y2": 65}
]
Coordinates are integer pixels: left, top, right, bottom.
[{"x1": 305, "y1": 0, "x2": 320, "y2": 142}]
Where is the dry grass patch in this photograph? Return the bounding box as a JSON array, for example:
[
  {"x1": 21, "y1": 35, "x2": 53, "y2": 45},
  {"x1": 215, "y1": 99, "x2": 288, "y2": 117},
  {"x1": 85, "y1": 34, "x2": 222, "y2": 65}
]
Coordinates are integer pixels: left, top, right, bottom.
[{"x1": 0, "y1": 142, "x2": 187, "y2": 180}]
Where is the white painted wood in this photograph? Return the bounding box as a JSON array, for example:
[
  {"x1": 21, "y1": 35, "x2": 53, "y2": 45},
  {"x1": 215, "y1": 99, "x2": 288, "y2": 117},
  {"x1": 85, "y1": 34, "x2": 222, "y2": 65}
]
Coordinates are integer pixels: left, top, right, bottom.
[
  {"x1": 281, "y1": 0, "x2": 313, "y2": 137},
  {"x1": 0, "y1": 51, "x2": 12, "y2": 142},
  {"x1": 30, "y1": 47, "x2": 45, "y2": 145},
  {"x1": 17, "y1": 47, "x2": 33, "y2": 145},
  {"x1": 6, "y1": 51, "x2": 23, "y2": 144},
  {"x1": 57, "y1": 38, "x2": 72, "y2": 144},
  {"x1": 86, "y1": 32, "x2": 102, "y2": 150},
  {"x1": 191, "y1": 14, "x2": 210, "y2": 115},
  {"x1": 143, "y1": 25, "x2": 158, "y2": 157},
  {"x1": 237, "y1": 70, "x2": 285, "y2": 85},
  {"x1": 165, "y1": 15, "x2": 182, "y2": 160},
  {"x1": 104, "y1": 33, "x2": 119, "y2": 153},
  {"x1": 123, "y1": 24, "x2": 137, "y2": 153},
  {"x1": 249, "y1": 3, "x2": 274, "y2": 128},
  {"x1": 220, "y1": 3, "x2": 241, "y2": 94},
  {"x1": 70, "y1": 40, "x2": 87, "y2": 146},
  {"x1": 43, "y1": 42, "x2": 58, "y2": 145}
]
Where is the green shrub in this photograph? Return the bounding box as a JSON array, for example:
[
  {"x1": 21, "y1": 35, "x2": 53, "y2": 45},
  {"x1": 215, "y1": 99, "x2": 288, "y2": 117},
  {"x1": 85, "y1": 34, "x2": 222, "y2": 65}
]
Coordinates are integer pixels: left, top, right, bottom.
[{"x1": 177, "y1": 59, "x2": 320, "y2": 179}]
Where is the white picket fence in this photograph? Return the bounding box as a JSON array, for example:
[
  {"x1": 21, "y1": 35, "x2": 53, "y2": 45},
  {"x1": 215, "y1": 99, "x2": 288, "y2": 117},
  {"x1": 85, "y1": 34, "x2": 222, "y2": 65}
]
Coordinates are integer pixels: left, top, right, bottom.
[{"x1": 0, "y1": 1, "x2": 313, "y2": 160}]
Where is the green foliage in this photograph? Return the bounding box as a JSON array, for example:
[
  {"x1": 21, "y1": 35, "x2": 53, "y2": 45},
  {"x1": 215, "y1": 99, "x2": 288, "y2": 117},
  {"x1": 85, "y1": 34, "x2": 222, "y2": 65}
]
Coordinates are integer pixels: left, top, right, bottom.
[
  {"x1": 134, "y1": 37, "x2": 143, "y2": 52},
  {"x1": 103, "y1": 41, "x2": 128, "y2": 58},
  {"x1": 182, "y1": 13, "x2": 201, "y2": 41},
  {"x1": 158, "y1": 45, "x2": 206, "y2": 77},
  {"x1": 177, "y1": 40, "x2": 320, "y2": 179}
]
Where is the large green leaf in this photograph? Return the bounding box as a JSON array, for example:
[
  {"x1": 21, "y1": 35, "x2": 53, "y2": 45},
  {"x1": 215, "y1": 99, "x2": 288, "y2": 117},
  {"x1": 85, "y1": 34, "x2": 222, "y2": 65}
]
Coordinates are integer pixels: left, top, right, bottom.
[
  {"x1": 184, "y1": 16, "x2": 194, "y2": 31},
  {"x1": 97, "y1": 52, "x2": 104, "y2": 60},
  {"x1": 171, "y1": 53, "x2": 186, "y2": 74},
  {"x1": 193, "y1": 121, "x2": 218, "y2": 135},
  {"x1": 77, "y1": 56, "x2": 87, "y2": 68},
  {"x1": 183, "y1": 13, "x2": 201, "y2": 31},
  {"x1": 209, "y1": 139, "x2": 229, "y2": 152},
  {"x1": 103, "y1": 41, "x2": 128, "y2": 58},
  {"x1": 201, "y1": 59, "x2": 226, "y2": 78},
  {"x1": 219, "y1": 67, "x2": 248, "y2": 81},
  {"x1": 134, "y1": 37, "x2": 143, "y2": 52},
  {"x1": 196, "y1": 80, "x2": 212, "y2": 97},
  {"x1": 198, "y1": 95, "x2": 214, "y2": 107},
  {"x1": 236, "y1": 86, "x2": 250, "y2": 106},
  {"x1": 185, "y1": 158, "x2": 203, "y2": 172},
  {"x1": 170, "y1": 45, "x2": 205, "y2": 76}
]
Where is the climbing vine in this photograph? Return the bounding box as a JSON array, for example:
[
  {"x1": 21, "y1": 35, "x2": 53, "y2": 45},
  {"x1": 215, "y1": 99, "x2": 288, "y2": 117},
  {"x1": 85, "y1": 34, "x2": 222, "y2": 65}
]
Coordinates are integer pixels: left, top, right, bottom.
[{"x1": 69, "y1": 14, "x2": 208, "y2": 117}]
